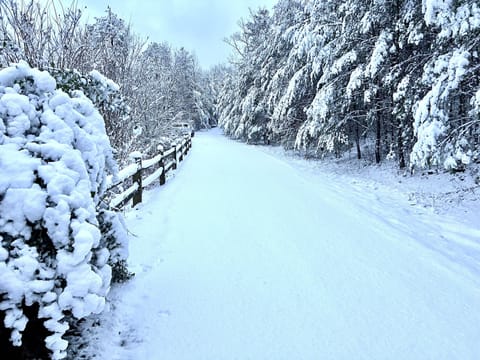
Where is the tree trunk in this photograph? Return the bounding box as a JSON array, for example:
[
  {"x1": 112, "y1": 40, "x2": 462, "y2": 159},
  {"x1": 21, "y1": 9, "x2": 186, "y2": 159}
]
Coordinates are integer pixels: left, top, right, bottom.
[
  {"x1": 397, "y1": 125, "x2": 406, "y2": 169},
  {"x1": 355, "y1": 123, "x2": 362, "y2": 160},
  {"x1": 375, "y1": 116, "x2": 381, "y2": 164}
]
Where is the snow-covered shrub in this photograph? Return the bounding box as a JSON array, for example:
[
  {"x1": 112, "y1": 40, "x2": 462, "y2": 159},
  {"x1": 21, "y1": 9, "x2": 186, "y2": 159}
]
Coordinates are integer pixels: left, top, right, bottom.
[
  {"x1": 0, "y1": 62, "x2": 128, "y2": 359},
  {"x1": 51, "y1": 68, "x2": 130, "y2": 118},
  {"x1": 97, "y1": 208, "x2": 132, "y2": 284},
  {"x1": 443, "y1": 137, "x2": 473, "y2": 172},
  {"x1": 49, "y1": 68, "x2": 132, "y2": 165}
]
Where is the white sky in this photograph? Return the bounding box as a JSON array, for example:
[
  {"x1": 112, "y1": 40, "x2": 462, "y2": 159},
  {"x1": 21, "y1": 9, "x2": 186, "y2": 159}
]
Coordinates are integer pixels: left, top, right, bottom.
[{"x1": 77, "y1": 0, "x2": 278, "y2": 69}]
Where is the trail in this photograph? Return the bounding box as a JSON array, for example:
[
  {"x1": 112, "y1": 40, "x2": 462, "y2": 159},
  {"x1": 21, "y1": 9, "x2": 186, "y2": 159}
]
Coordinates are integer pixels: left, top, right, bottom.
[{"x1": 89, "y1": 129, "x2": 480, "y2": 360}]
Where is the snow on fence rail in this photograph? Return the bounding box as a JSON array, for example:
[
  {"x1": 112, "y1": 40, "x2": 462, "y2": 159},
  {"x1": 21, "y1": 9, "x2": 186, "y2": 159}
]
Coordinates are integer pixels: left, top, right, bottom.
[{"x1": 106, "y1": 134, "x2": 192, "y2": 209}]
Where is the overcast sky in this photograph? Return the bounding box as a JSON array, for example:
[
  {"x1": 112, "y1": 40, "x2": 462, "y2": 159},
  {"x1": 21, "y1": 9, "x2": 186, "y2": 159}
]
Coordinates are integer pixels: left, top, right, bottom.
[{"x1": 77, "y1": 0, "x2": 278, "y2": 69}]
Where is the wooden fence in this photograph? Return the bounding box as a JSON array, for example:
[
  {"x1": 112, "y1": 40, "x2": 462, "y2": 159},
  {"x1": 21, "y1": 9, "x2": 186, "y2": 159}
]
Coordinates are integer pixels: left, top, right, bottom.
[{"x1": 106, "y1": 134, "x2": 192, "y2": 210}]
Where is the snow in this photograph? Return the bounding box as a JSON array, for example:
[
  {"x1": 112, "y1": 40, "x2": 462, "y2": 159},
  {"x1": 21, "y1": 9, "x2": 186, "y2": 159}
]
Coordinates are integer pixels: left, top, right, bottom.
[
  {"x1": 142, "y1": 166, "x2": 165, "y2": 188},
  {"x1": 346, "y1": 65, "x2": 364, "y2": 99},
  {"x1": 109, "y1": 183, "x2": 139, "y2": 209},
  {"x1": 272, "y1": 66, "x2": 308, "y2": 125},
  {"x1": 114, "y1": 150, "x2": 168, "y2": 179},
  {"x1": 366, "y1": 30, "x2": 391, "y2": 78},
  {"x1": 129, "y1": 151, "x2": 142, "y2": 161},
  {"x1": 142, "y1": 153, "x2": 163, "y2": 169},
  {"x1": 0, "y1": 63, "x2": 123, "y2": 359},
  {"x1": 80, "y1": 129, "x2": 480, "y2": 359},
  {"x1": 442, "y1": 49, "x2": 470, "y2": 98},
  {"x1": 164, "y1": 146, "x2": 176, "y2": 157},
  {"x1": 90, "y1": 70, "x2": 120, "y2": 92},
  {"x1": 331, "y1": 50, "x2": 357, "y2": 76},
  {"x1": 412, "y1": 47, "x2": 475, "y2": 170},
  {"x1": 422, "y1": 0, "x2": 452, "y2": 26},
  {"x1": 0, "y1": 61, "x2": 56, "y2": 93},
  {"x1": 116, "y1": 163, "x2": 139, "y2": 183}
]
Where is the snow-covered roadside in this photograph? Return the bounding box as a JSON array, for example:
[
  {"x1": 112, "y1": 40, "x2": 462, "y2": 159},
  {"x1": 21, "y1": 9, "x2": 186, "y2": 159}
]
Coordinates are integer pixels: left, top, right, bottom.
[
  {"x1": 258, "y1": 144, "x2": 480, "y2": 225},
  {"x1": 77, "y1": 129, "x2": 480, "y2": 360},
  {"x1": 256, "y1": 143, "x2": 480, "y2": 288}
]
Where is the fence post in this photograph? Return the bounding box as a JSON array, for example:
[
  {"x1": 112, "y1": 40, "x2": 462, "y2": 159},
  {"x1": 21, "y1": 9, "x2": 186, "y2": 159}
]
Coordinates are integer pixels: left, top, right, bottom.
[
  {"x1": 172, "y1": 142, "x2": 177, "y2": 170},
  {"x1": 185, "y1": 136, "x2": 190, "y2": 154},
  {"x1": 131, "y1": 153, "x2": 143, "y2": 207},
  {"x1": 159, "y1": 150, "x2": 166, "y2": 186},
  {"x1": 179, "y1": 139, "x2": 184, "y2": 162}
]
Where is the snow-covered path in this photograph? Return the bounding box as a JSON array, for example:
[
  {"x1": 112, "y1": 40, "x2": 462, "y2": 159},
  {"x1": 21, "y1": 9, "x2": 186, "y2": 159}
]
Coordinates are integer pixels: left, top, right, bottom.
[{"x1": 90, "y1": 129, "x2": 480, "y2": 360}]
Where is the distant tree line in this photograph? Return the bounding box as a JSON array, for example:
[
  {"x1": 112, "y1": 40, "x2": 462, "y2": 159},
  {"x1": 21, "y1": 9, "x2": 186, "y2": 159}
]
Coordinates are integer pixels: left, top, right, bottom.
[
  {"x1": 0, "y1": 0, "x2": 217, "y2": 166},
  {"x1": 217, "y1": 0, "x2": 480, "y2": 172}
]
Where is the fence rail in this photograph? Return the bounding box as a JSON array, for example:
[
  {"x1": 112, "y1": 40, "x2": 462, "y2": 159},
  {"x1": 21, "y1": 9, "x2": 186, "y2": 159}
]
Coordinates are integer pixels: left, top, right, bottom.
[{"x1": 106, "y1": 134, "x2": 192, "y2": 210}]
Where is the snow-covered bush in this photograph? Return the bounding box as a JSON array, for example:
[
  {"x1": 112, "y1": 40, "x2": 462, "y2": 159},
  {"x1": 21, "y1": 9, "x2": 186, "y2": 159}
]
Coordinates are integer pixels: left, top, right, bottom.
[
  {"x1": 97, "y1": 208, "x2": 132, "y2": 284},
  {"x1": 0, "y1": 62, "x2": 128, "y2": 359},
  {"x1": 50, "y1": 68, "x2": 132, "y2": 165},
  {"x1": 51, "y1": 68, "x2": 129, "y2": 116}
]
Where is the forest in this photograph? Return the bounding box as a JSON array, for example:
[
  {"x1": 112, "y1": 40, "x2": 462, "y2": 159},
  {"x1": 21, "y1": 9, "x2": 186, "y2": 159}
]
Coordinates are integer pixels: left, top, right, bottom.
[
  {"x1": 2, "y1": 0, "x2": 479, "y2": 172},
  {"x1": 0, "y1": 0, "x2": 479, "y2": 359},
  {"x1": 219, "y1": 0, "x2": 480, "y2": 172},
  {"x1": 0, "y1": 0, "x2": 219, "y2": 166}
]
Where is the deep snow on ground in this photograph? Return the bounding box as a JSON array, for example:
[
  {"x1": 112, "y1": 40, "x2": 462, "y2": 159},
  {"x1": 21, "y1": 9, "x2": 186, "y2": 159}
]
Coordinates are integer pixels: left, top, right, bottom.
[
  {"x1": 259, "y1": 144, "x2": 480, "y2": 226},
  {"x1": 80, "y1": 129, "x2": 480, "y2": 360}
]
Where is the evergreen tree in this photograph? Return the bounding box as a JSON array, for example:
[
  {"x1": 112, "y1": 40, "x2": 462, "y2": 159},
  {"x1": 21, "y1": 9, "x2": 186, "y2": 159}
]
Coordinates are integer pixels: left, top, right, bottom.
[{"x1": 218, "y1": 0, "x2": 480, "y2": 171}]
